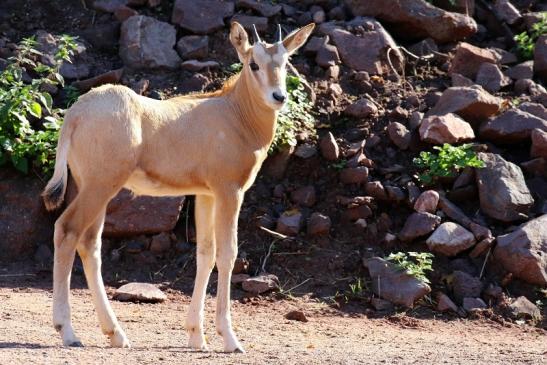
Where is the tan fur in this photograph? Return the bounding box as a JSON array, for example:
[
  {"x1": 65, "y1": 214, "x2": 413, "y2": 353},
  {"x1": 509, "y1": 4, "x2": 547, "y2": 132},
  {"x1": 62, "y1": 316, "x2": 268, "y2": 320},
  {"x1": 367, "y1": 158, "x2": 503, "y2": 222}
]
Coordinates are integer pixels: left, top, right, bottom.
[{"x1": 42, "y1": 22, "x2": 314, "y2": 352}]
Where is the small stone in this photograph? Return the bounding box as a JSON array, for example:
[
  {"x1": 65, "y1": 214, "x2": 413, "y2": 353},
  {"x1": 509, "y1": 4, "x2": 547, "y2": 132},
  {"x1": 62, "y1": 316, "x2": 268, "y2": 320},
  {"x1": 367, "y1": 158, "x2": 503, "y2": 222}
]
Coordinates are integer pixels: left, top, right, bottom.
[
  {"x1": 475, "y1": 62, "x2": 511, "y2": 92},
  {"x1": 531, "y1": 128, "x2": 547, "y2": 159},
  {"x1": 386, "y1": 186, "x2": 406, "y2": 203},
  {"x1": 414, "y1": 190, "x2": 439, "y2": 213},
  {"x1": 113, "y1": 282, "x2": 166, "y2": 303},
  {"x1": 344, "y1": 98, "x2": 378, "y2": 118},
  {"x1": 449, "y1": 42, "x2": 497, "y2": 79},
  {"x1": 231, "y1": 273, "x2": 250, "y2": 284},
  {"x1": 508, "y1": 296, "x2": 541, "y2": 321},
  {"x1": 236, "y1": 0, "x2": 281, "y2": 17},
  {"x1": 294, "y1": 144, "x2": 317, "y2": 159},
  {"x1": 534, "y1": 35, "x2": 547, "y2": 83},
  {"x1": 149, "y1": 232, "x2": 171, "y2": 254},
  {"x1": 285, "y1": 310, "x2": 308, "y2": 322},
  {"x1": 399, "y1": 212, "x2": 441, "y2": 242},
  {"x1": 426, "y1": 222, "x2": 476, "y2": 256},
  {"x1": 451, "y1": 73, "x2": 474, "y2": 87},
  {"x1": 452, "y1": 271, "x2": 482, "y2": 303},
  {"x1": 493, "y1": 0, "x2": 521, "y2": 25},
  {"x1": 319, "y1": 132, "x2": 339, "y2": 161},
  {"x1": 506, "y1": 61, "x2": 534, "y2": 80},
  {"x1": 469, "y1": 237, "x2": 495, "y2": 258},
  {"x1": 365, "y1": 181, "x2": 388, "y2": 200},
  {"x1": 290, "y1": 186, "x2": 316, "y2": 207},
  {"x1": 316, "y1": 43, "x2": 340, "y2": 68},
  {"x1": 463, "y1": 297, "x2": 487, "y2": 311},
  {"x1": 345, "y1": 205, "x2": 373, "y2": 221},
  {"x1": 241, "y1": 274, "x2": 280, "y2": 294},
  {"x1": 176, "y1": 36, "x2": 209, "y2": 60},
  {"x1": 436, "y1": 292, "x2": 459, "y2": 313},
  {"x1": 232, "y1": 257, "x2": 249, "y2": 274},
  {"x1": 340, "y1": 167, "x2": 369, "y2": 185},
  {"x1": 307, "y1": 213, "x2": 331, "y2": 236},
  {"x1": 276, "y1": 210, "x2": 303, "y2": 236},
  {"x1": 171, "y1": 0, "x2": 234, "y2": 34},
  {"x1": 114, "y1": 5, "x2": 138, "y2": 22},
  {"x1": 230, "y1": 14, "x2": 268, "y2": 32},
  {"x1": 387, "y1": 122, "x2": 411, "y2": 150},
  {"x1": 419, "y1": 113, "x2": 475, "y2": 144}
]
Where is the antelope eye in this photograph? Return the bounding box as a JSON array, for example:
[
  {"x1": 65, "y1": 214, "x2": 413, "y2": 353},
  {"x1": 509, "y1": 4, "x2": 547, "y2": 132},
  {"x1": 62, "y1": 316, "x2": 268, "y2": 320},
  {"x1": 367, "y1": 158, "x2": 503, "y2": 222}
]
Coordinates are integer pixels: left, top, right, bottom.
[{"x1": 250, "y1": 62, "x2": 259, "y2": 71}]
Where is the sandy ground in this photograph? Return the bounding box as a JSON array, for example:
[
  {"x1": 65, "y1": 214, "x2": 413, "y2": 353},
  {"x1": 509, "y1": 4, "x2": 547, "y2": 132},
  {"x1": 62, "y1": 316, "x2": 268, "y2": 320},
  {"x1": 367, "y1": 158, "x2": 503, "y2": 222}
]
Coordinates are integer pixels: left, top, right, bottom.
[{"x1": 0, "y1": 285, "x2": 545, "y2": 365}]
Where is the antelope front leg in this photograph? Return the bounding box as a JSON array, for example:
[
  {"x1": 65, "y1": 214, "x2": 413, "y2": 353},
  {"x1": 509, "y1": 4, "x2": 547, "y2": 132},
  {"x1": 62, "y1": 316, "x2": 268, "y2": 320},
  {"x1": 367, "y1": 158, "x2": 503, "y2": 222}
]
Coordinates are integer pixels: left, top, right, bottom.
[
  {"x1": 186, "y1": 195, "x2": 216, "y2": 350},
  {"x1": 214, "y1": 190, "x2": 244, "y2": 353}
]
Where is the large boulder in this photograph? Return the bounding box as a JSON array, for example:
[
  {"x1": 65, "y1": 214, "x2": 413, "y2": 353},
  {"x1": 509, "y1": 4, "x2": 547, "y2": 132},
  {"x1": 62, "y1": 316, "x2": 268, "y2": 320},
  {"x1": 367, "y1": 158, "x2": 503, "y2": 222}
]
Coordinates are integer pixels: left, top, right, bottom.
[
  {"x1": 419, "y1": 113, "x2": 475, "y2": 144},
  {"x1": 494, "y1": 215, "x2": 547, "y2": 286},
  {"x1": 534, "y1": 35, "x2": 547, "y2": 83},
  {"x1": 426, "y1": 86, "x2": 502, "y2": 125},
  {"x1": 364, "y1": 257, "x2": 431, "y2": 308},
  {"x1": 0, "y1": 171, "x2": 55, "y2": 259},
  {"x1": 344, "y1": 0, "x2": 477, "y2": 43},
  {"x1": 449, "y1": 43, "x2": 498, "y2": 79},
  {"x1": 480, "y1": 109, "x2": 547, "y2": 144},
  {"x1": 321, "y1": 18, "x2": 404, "y2": 74},
  {"x1": 426, "y1": 222, "x2": 476, "y2": 256},
  {"x1": 120, "y1": 15, "x2": 181, "y2": 69},
  {"x1": 171, "y1": 0, "x2": 234, "y2": 34},
  {"x1": 475, "y1": 153, "x2": 534, "y2": 222},
  {"x1": 103, "y1": 189, "x2": 185, "y2": 237}
]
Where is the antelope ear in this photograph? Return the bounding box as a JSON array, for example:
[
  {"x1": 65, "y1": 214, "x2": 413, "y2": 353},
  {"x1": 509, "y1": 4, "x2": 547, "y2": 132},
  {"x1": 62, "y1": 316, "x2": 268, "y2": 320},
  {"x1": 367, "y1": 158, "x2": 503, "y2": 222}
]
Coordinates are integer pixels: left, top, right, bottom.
[
  {"x1": 282, "y1": 23, "x2": 315, "y2": 55},
  {"x1": 230, "y1": 22, "x2": 250, "y2": 61}
]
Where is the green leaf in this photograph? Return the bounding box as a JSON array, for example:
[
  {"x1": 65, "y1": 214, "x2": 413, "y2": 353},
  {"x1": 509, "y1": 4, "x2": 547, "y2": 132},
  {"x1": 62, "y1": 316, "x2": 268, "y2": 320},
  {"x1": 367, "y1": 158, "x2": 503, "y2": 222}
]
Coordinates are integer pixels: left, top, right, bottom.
[
  {"x1": 28, "y1": 102, "x2": 42, "y2": 118},
  {"x1": 11, "y1": 154, "x2": 28, "y2": 174},
  {"x1": 39, "y1": 92, "x2": 53, "y2": 112}
]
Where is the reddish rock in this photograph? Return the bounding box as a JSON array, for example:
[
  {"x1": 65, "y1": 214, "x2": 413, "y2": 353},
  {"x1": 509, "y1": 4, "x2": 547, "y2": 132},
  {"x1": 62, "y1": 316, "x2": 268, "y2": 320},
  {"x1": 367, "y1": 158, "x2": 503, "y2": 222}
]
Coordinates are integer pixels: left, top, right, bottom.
[
  {"x1": 519, "y1": 102, "x2": 547, "y2": 120},
  {"x1": 103, "y1": 189, "x2": 185, "y2": 237},
  {"x1": 276, "y1": 210, "x2": 303, "y2": 236},
  {"x1": 414, "y1": 190, "x2": 439, "y2": 213},
  {"x1": 475, "y1": 153, "x2": 534, "y2": 222},
  {"x1": 323, "y1": 19, "x2": 404, "y2": 74},
  {"x1": 364, "y1": 257, "x2": 431, "y2": 308},
  {"x1": 436, "y1": 292, "x2": 459, "y2": 313},
  {"x1": 307, "y1": 212, "x2": 331, "y2": 236},
  {"x1": 480, "y1": 109, "x2": 547, "y2": 144},
  {"x1": 72, "y1": 68, "x2": 124, "y2": 92},
  {"x1": 171, "y1": 0, "x2": 234, "y2": 34},
  {"x1": 340, "y1": 167, "x2": 369, "y2": 185},
  {"x1": 387, "y1": 122, "x2": 411, "y2": 150},
  {"x1": 494, "y1": 215, "x2": 547, "y2": 286},
  {"x1": 508, "y1": 296, "x2": 541, "y2": 321},
  {"x1": 426, "y1": 222, "x2": 476, "y2": 256},
  {"x1": 176, "y1": 35, "x2": 209, "y2": 60},
  {"x1": 263, "y1": 145, "x2": 294, "y2": 179},
  {"x1": 149, "y1": 232, "x2": 171, "y2": 254},
  {"x1": 475, "y1": 62, "x2": 511, "y2": 93},
  {"x1": 531, "y1": 128, "x2": 547, "y2": 158},
  {"x1": 236, "y1": 0, "x2": 281, "y2": 17},
  {"x1": 120, "y1": 15, "x2": 181, "y2": 69},
  {"x1": 232, "y1": 257, "x2": 249, "y2": 274},
  {"x1": 463, "y1": 297, "x2": 487, "y2": 311},
  {"x1": 344, "y1": 98, "x2": 378, "y2": 118},
  {"x1": 452, "y1": 271, "x2": 482, "y2": 303},
  {"x1": 451, "y1": 73, "x2": 474, "y2": 87},
  {"x1": 345, "y1": 0, "x2": 477, "y2": 43},
  {"x1": 534, "y1": 35, "x2": 547, "y2": 83},
  {"x1": 231, "y1": 273, "x2": 250, "y2": 284},
  {"x1": 316, "y1": 43, "x2": 340, "y2": 68},
  {"x1": 0, "y1": 171, "x2": 55, "y2": 259},
  {"x1": 366, "y1": 181, "x2": 388, "y2": 200},
  {"x1": 493, "y1": 0, "x2": 521, "y2": 25},
  {"x1": 241, "y1": 274, "x2": 280, "y2": 294},
  {"x1": 319, "y1": 132, "x2": 339, "y2": 161},
  {"x1": 345, "y1": 205, "x2": 373, "y2": 221},
  {"x1": 230, "y1": 14, "x2": 268, "y2": 32},
  {"x1": 285, "y1": 310, "x2": 308, "y2": 322},
  {"x1": 419, "y1": 113, "x2": 475, "y2": 144},
  {"x1": 398, "y1": 212, "x2": 441, "y2": 242},
  {"x1": 469, "y1": 236, "x2": 495, "y2": 258},
  {"x1": 114, "y1": 5, "x2": 138, "y2": 22},
  {"x1": 449, "y1": 42, "x2": 497, "y2": 78},
  {"x1": 290, "y1": 186, "x2": 317, "y2": 207},
  {"x1": 427, "y1": 86, "x2": 501, "y2": 124},
  {"x1": 506, "y1": 61, "x2": 534, "y2": 80},
  {"x1": 113, "y1": 282, "x2": 166, "y2": 303}
]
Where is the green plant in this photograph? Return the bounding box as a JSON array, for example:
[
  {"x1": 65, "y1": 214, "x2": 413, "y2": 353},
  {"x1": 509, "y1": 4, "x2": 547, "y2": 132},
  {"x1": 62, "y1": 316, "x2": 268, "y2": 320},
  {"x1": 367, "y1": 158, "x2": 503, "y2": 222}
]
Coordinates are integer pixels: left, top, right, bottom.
[
  {"x1": 63, "y1": 85, "x2": 80, "y2": 107},
  {"x1": 270, "y1": 75, "x2": 315, "y2": 153},
  {"x1": 413, "y1": 143, "x2": 485, "y2": 184},
  {"x1": 0, "y1": 34, "x2": 77, "y2": 175},
  {"x1": 385, "y1": 252, "x2": 434, "y2": 284},
  {"x1": 514, "y1": 13, "x2": 547, "y2": 60}
]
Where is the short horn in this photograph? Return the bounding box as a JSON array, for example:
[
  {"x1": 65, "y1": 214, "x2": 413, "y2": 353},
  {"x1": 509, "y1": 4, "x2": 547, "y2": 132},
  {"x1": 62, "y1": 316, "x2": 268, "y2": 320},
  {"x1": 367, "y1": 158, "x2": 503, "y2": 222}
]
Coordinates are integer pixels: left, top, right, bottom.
[
  {"x1": 277, "y1": 24, "x2": 282, "y2": 43},
  {"x1": 252, "y1": 24, "x2": 261, "y2": 44}
]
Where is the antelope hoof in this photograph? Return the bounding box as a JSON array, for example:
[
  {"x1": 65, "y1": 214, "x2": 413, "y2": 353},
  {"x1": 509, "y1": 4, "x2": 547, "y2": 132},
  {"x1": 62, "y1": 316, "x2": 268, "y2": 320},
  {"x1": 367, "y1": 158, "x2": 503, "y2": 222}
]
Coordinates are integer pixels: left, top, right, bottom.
[
  {"x1": 187, "y1": 333, "x2": 208, "y2": 351},
  {"x1": 110, "y1": 329, "x2": 131, "y2": 348},
  {"x1": 223, "y1": 337, "x2": 245, "y2": 353}
]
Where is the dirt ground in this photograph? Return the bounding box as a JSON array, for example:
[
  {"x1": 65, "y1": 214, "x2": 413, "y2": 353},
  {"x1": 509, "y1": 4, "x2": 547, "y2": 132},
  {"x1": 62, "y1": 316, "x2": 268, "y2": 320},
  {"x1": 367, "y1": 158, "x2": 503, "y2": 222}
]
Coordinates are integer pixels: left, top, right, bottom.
[{"x1": 0, "y1": 284, "x2": 545, "y2": 365}]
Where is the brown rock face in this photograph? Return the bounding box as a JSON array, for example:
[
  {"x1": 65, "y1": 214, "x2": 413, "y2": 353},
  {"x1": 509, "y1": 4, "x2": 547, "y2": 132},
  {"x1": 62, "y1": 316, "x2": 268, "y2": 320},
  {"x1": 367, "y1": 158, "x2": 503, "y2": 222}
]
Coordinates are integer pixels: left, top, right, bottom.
[
  {"x1": 103, "y1": 189, "x2": 185, "y2": 237},
  {"x1": 364, "y1": 257, "x2": 431, "y2": 308},
  {"x1": 171, "y1": 0, "x2": 234, "y2": 34},
  {"x1": 120, "y1": 15, "x2": 181, "y2": 69},
  {"x1": 449, "y1": 42, "x2": 497, "y2": 79},
  {"x1": 322, "y1": 18, "x2": 404, "y2": 74},
  {"x1": 427, "y1": 86, "x2": 501, "y2": 124},
  {"x1": 344, "y1": 0, "x2": 477, "y2": 43},
  {"x1": 475, "y1": 153, "x2": 534, "y2": 222},
  {"x1": 494, "y1": 215, "x2": 547, "y2": 286},
  {"x1": 419, "y1": 113, "x2": 475, "y2": 144},
  {"x1": 480, "y1": 109, "x2": 547, "y2": 144},
  {"x1": 0, "y1": 170, "x2": 55, "y2": 259}
]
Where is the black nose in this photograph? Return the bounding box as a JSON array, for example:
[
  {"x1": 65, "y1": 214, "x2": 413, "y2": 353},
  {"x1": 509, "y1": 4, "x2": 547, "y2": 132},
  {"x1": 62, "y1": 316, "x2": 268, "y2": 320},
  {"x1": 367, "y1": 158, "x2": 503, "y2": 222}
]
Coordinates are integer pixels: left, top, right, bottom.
[{"x1": 272, "y1": 92, "x2": 286, "y2": 103}]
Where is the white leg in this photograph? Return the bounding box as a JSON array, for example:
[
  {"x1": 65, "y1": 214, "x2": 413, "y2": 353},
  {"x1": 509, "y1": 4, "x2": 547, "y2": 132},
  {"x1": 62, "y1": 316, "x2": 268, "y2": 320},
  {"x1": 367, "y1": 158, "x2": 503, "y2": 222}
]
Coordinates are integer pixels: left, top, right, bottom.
[
  {"x1": 53, "y1": 223, "x2": 81, "y2": 347},
  {"x1": 214, "y1": 190, "x2": 244, "y2": 353},
  {"x1": 186, "y1": 195, "x2": 216, "y2": 350},
  {"x1": 77, "y1": 212, "x2": 130, "y2": 348}
]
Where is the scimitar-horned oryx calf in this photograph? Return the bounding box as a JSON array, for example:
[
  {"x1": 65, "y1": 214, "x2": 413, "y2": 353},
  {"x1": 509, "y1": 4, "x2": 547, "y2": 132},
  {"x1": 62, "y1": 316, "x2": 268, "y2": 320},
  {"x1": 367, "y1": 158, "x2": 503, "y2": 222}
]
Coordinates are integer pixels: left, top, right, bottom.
[{"x1": 42, "y1": 22, "x2": 315, "y2": 353}]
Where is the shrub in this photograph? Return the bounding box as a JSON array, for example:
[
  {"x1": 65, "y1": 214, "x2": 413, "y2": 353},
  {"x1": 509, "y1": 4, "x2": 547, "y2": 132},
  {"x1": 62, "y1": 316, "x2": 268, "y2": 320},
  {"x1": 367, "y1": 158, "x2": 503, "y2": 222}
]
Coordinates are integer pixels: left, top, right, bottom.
[
  {"x1": 514, "y1": 13, "x2": 547, "y2": 60},
  {"x1": 385, "y1": 252, "x2": 434, "y2": 284},
  {"x1": 413, "y1": 143, "x2": 485, "y2": 184},
  {"x1": 270, "y1": 75, "x2": 315, "y2": 153},
  {"x1": 0, "y1": 35, "x2": 77, "y2": 175}
]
